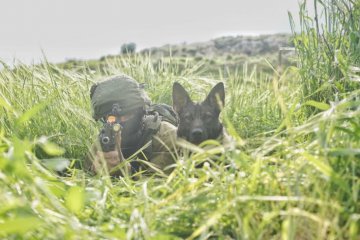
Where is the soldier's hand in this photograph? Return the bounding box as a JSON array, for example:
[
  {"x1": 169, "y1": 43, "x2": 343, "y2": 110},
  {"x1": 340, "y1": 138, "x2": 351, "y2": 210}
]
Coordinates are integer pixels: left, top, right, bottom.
[{"x1": 91, "y1": 150, "x2": 121, "y2": 175}]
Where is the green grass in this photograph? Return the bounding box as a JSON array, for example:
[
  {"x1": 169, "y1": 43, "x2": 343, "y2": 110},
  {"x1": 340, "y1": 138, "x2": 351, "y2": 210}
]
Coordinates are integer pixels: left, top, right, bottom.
[
  {"x1": 1, "y1": 1, "x2": 359, "y2": 239},
  {"x1": 289, "y1": 0, "x2": 360, "y2": 109}
]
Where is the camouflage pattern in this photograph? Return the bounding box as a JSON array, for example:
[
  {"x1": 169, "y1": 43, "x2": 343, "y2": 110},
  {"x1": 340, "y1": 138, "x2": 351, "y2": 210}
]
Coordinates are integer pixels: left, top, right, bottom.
[
  {"x1": 147, "y1": 121, "x2": 178, "y2": 174},
  {"x1": 90, "y1": 74, "x2": 150, "y2": 120}
]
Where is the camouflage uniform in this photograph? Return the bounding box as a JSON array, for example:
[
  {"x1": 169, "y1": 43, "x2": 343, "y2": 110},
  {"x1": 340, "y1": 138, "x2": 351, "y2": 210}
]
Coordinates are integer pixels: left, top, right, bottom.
[
  {"x1": 85, "y1": 120, "x2": 178, "y2": 176},
  {"x1": 147, "y1": 121, "x2": 178, "y2": 173},
  {"x1": 85, "y1": 74, "x2": 179, "y2": 176}
]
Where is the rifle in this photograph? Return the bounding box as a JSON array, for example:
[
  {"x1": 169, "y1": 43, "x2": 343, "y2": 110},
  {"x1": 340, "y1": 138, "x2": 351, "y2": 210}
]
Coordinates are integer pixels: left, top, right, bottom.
[{"x1": 99, "y1": 104, "x2": 123, "y2": 152}]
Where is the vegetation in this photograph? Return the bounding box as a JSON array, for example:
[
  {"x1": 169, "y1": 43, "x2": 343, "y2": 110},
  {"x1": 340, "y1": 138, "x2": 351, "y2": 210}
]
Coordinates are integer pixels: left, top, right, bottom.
[
  {"x1": 58, "y1": 33, "x2": 294, "y2": 78},
  {"x1": 289, "y1": 0, "x2": 360, "y2": 107},
  {"x1": 0, "y1": 0, "x2": 359, "y2": 239},
  {"x1": 121, "y1": 43, "x2": 137, "y2": 55},
  {"x1": 142, "y1": 33, "x2": 290, "y2": 56}
]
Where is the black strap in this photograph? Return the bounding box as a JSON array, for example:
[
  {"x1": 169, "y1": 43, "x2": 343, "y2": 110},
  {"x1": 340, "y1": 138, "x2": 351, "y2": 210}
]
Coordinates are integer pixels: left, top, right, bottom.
[
  {"x1": 141, "y1": 112, "x2": 162, "y2": 159},
  {"x1": 129, "y1": 113, "x2": 161, "y2": 173}
]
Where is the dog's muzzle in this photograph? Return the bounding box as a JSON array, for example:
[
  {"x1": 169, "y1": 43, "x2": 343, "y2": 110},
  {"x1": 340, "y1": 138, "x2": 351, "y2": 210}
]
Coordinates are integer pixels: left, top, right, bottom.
[{"x1": 190, "y1": 128, "x2": 205, "y2": 144}]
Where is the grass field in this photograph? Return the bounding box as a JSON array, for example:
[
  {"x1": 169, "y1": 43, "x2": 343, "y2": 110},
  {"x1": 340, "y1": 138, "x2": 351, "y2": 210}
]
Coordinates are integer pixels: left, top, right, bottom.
[{"x1": 0, "y1": 1, "x2": 359, "y2": 239}]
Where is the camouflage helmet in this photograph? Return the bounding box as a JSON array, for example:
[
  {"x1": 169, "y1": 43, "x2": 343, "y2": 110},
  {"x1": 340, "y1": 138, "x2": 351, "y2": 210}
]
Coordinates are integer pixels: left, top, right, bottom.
[{"x1": 90, "y1": 74, "x2": 151, "y2": 120}]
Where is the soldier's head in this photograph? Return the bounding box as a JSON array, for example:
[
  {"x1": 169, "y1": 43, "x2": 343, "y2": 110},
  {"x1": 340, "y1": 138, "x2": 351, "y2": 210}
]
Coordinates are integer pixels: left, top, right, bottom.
[
  {"x1": 90, "y1": 74, "x2": 151, "y2": 121},
  {"x1": 90, "y1": 75, "x2": 151, "y2": 155}
]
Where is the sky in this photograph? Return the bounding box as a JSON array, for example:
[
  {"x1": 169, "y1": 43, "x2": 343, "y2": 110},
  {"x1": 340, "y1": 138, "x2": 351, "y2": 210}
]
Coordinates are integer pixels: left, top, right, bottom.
[{"x1": 0, "y1": 0, "x2": 303, "y2": 65}]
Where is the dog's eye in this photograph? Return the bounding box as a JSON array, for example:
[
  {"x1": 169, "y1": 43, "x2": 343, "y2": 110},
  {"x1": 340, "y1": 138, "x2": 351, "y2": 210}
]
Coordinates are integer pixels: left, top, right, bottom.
[
  {"x1": 183, "y1": 113, "x2": 193, "y2": 122},
  {"x1": 203, "y1": 112, "x2": 213, "y2": 118},
  {"x1": 202, "y1": 112, "x2": 213, "y2": 123}
]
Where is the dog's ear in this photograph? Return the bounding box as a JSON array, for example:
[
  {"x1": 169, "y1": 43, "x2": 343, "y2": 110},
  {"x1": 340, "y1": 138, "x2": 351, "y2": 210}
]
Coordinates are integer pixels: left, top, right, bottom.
[
  {"x1": 205, "y1": 82, "x2": 225, "y2": 111},
  {"x1": 173, "y1": 82, "x2": 192, "y2": 113}
]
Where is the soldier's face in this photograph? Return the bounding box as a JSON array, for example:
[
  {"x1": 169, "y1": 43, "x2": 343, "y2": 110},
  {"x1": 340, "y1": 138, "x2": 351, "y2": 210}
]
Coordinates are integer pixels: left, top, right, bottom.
[{"x1": 120, "y1": 108, "x2": 144, "y2": 147}]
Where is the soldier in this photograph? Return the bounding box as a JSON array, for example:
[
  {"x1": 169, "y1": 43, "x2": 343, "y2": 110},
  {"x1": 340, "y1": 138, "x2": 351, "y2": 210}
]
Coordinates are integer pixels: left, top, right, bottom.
[{"x1": 85, "y1": 75, "x2": 179, "y2": 176}]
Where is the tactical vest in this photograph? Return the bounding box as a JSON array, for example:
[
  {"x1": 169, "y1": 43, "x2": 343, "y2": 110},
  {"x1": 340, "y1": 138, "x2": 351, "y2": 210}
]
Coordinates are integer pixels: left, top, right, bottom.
[{"x1": 134, "y1": 103, "x2": 178, "y2": 170}]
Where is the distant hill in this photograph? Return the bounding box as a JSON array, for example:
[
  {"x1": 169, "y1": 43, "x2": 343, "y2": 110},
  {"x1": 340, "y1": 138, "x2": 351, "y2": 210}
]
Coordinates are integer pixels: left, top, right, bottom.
[
  {"x1": 140, "y1": 33, "x2": 293, "y2": 58},
  {"x1": 59, "y1": 33, "x2": 295, "y2": 75}
]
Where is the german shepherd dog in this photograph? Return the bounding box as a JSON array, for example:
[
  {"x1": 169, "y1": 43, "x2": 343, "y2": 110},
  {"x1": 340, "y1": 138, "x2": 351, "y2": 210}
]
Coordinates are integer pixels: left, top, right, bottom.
[{"x1": 172, "y1": 82, "x2": 225, "y2": 145}]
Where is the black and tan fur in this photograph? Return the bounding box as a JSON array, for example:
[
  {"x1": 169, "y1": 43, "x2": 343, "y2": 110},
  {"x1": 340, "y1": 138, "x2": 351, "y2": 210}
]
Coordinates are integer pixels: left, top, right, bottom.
[{"x1": 172, "y1": 82, "x2": 225, "y2": 145}]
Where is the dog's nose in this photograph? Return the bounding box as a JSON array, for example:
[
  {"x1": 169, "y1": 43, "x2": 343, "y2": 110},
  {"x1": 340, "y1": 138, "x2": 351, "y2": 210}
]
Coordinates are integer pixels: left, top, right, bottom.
[{"x1": 191, "y1": 128, "x2": 203, "y2": 139}]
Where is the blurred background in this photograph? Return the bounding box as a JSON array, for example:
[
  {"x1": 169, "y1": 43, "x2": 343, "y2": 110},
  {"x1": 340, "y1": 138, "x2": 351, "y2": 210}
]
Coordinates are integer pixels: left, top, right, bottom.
[{"x1": 0, "y1": 0, "x2": 303, "y2": 65}]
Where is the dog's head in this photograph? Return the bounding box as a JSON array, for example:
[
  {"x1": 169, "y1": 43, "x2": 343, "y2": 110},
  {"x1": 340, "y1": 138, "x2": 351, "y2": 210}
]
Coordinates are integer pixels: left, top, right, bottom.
[{"x1": 172, "y1": 82, "x2": 225, "y2": 145}]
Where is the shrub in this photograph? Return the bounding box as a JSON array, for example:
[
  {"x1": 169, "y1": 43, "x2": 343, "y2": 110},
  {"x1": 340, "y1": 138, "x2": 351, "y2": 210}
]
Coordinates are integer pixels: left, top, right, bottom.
[{"x1": 121, "y1": 42, "x2": 137, "y2": 54}]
